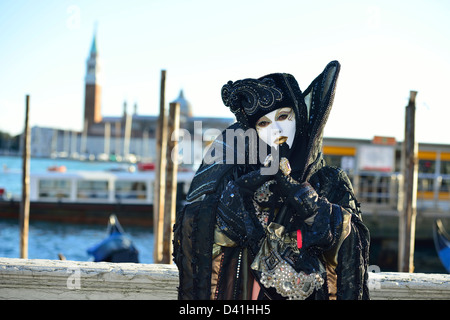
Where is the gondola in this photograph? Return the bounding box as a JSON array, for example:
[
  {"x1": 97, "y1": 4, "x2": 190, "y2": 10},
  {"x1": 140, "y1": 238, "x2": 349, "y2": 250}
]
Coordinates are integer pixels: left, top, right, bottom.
[
  {"x1": 433, "y1": 219, "x2": 450, "y2": 273},
  {"x1": 87, "y1": 214, "x2": 139, "y2": 263}
]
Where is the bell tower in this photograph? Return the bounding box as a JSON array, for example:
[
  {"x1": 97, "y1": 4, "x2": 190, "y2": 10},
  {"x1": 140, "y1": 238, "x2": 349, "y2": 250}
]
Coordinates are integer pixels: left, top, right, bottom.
[{"x1": 84, "y1": 29, "x2": 102, "y2": 133}]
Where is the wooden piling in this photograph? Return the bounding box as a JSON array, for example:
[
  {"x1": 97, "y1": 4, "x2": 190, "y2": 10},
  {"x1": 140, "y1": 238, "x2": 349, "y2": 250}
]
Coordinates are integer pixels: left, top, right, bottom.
[
  {"x1": 115, "y1": 121, "x2": 121, "y2": 157},
  {"x1": 398, "y1": 90, "x2": 418, "y2": 272},
  {"x1": 19, "y1": 95, "x2": 31, "y2": 259},
  {"x1": 104, "y1": 122, "x2": 111, "y2": 156},
  {"x1": 123, "y1": 111, "x2": 132, "y2": 160},
  {"x1": 154, "y1": 70, "x2": 167, "y2": 263},
  {"x1": 161, "y1": 102, "x2": 180, "y2": 264},
  {"x1": 81, "y1": 119, "x2": 88, "y2": 155}
]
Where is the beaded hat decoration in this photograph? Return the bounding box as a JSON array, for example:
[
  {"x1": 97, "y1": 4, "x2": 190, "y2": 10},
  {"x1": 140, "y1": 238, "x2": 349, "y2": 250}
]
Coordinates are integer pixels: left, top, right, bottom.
[{"x1": 221, "y1": 73, "x2": 304, "y2": 129}]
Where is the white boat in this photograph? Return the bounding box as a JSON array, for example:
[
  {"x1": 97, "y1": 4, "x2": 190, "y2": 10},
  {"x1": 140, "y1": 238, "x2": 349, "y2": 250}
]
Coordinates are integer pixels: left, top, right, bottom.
[{"x1": 0, "y1": 169, "x2": 195, "y2": 227}]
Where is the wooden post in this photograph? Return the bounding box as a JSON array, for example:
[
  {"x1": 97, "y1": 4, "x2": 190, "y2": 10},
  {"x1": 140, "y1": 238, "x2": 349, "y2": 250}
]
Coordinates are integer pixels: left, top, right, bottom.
[
  {"x1": 104, "y1": 122, "x2": 111, "y2": 156},
  {"x1": 398, "y1": 90, "x2": 418, "y2": 272},
  {"x1": 81, "y1": 119, "x2": 88, "y2": 155},
  {"x1": 20, "y1": 95, "x2": 31, "y2": 259},
  {"x1": 123, "y1": 111, "x2": 132, "y2": 160},
  {"x1": 154, "y1": 70, "x2": 167, "y2": 263},
  {"x1": 115, "y1": 121, "x2": 121, "y2": 157},
  {"x1": 162, "y1": 102, "x2": 180, "y2": 264}
]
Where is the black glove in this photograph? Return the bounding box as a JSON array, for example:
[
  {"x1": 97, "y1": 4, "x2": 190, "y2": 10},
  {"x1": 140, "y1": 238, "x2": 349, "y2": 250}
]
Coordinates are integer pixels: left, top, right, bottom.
[
  {"x1": 216, "y1": 181, "x2": 265, "y2": 255},
  {"x1": 273, "y1": 143, "x2": 321, "y2": 222},
  {"x1": 234, "y1": 168, "x2": 273, "y2": 195},
  {"x1": 235, "y1": 168, "x2": 284, "y2": 208},
  {"x1": 276, "y1": 177, "x2": 320, "y2": 222}
]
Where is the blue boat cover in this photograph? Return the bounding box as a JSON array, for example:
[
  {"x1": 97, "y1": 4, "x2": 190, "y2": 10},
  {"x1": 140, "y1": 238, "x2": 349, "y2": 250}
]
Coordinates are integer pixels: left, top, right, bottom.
[
  {"x1": 87, "y1": 214, "x2": 139, "y2": 263},
  {"x1": 433, "y1": 219, "x2": 450, "y2": 273},
  {"x1": 438, "y1": 247, "x2": 450, "y2": 273},
  {"x1": 87, "y1": 231, "x2": 139, "y2": 262}
]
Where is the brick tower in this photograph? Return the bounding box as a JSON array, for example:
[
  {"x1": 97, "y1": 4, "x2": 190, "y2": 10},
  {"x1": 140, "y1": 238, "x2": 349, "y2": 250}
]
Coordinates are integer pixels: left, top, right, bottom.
[{"x1": 84, "y1": 31, "x2": 102, "y2": 134}]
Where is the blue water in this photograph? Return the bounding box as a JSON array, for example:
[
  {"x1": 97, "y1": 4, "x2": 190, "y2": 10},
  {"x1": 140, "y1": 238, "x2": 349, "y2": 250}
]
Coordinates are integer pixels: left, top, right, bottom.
[{"x1": 0, "y1": 156, "x2": 154, "y2": 263}]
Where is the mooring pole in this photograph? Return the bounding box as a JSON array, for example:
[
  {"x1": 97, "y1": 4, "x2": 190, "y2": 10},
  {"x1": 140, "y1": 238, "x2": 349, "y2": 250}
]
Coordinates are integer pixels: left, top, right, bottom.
[
  {"x1": 20, "y1": 94, "x2": 31, "y2": 259},
  {"x1": 398, "y1": 90, "x2": 418, "y2": 272},
  {"x1": 154, "y1": 70, "x2": 167, "y2": 263},
  {"x1": 162, "y1": 102, "x2": 180, "y2": 264}
]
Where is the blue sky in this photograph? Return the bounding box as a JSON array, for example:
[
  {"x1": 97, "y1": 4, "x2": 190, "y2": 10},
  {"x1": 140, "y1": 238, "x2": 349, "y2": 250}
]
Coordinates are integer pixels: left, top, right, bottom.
[{"x1": 1, "y1": 0, "x2": 449, "y2": 144}]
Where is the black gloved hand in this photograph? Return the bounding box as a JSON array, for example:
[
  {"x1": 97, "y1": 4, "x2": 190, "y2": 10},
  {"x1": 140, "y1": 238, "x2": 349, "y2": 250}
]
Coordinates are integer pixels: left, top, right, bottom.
[
  {"x1": 273, "y1": 143, "x2": 320, "y2": 222},
  {"x1": 216, "y1": 181, "x2": 265, "y2": 255},
  {"x1": 272, "y1": 142, "x2": 299, "y2": 196},
  {"x1": 235, "y1": 168, "x2": 284, "y2": 208},
  {"x1": 276, "y1": 176, "x2": 320, "y2": 222},
  {"x1": 235, "y1": 168, "x2": 273, "y2": 195}
]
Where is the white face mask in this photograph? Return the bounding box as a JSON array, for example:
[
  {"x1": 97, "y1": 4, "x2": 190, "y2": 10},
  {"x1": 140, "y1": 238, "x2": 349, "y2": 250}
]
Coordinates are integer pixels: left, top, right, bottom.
[{"x1": 255, "y1": 107, "x2": 296, "y2": 149}]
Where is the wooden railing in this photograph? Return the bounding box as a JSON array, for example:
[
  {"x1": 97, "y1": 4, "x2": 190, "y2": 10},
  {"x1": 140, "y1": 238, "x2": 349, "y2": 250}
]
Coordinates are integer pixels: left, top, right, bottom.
[{"x1": 0, "y1": 258, "x2": 449, "y2": 300}]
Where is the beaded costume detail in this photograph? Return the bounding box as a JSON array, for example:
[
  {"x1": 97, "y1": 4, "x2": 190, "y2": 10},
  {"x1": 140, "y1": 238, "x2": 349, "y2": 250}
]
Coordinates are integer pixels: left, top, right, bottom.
[{"x1": 260, "y1": 259, "x2": 324, "y2": 300}]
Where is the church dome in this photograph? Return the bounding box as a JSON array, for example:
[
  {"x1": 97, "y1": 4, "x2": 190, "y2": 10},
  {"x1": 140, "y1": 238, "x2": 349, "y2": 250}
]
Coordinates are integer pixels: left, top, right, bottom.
[{"x1": 172, "y1": 90, "x2": 193, "y2": 119}]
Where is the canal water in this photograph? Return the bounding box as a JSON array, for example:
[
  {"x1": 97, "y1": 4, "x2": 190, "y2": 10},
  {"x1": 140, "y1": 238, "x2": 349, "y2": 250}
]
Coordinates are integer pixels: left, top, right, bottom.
[
  {"x1": 0, "y1": 219, "x2": 154, "y2": 263},
  {"x1": 0, "y1": 156, "x2": 154, "y2": 264}
]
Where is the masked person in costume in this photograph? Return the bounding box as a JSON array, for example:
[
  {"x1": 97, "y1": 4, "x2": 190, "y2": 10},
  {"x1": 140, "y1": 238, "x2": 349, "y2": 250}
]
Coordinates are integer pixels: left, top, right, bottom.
[{"x1": 173, "y1": 60, "x2": 370, "y2": 300}]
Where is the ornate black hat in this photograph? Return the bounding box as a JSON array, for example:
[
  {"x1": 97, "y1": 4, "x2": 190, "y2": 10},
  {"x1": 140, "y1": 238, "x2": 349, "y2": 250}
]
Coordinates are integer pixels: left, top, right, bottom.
[{"x1": 221, "y1": 73, "x2": 304, "y2": 129}]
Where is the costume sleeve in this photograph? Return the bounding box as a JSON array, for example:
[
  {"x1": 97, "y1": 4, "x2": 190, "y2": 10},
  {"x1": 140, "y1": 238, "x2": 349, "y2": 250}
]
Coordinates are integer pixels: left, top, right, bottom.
[
  {"x1": 336, "y1": 213, "x2": 370, "y2": 299},
  {"x1": 215, "y1": 180, "x2": 265, "y2": 256},
  {"x1": 298, "y1": 167, "x2": 370, "y2": 300},
  {"x1": 286, "y1": 182, "x2": 351, "y2": 268}
]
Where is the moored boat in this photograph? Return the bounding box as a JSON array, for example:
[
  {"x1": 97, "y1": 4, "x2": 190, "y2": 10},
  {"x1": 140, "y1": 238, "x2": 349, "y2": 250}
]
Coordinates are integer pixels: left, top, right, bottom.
[
  {"x1": 0, "y1": 169, "x2": 194, "y2": 227},
  {"x1": 433, "y1": 219, "x2": 450, "y2": 273},
  {"x1": 87, "y1": 214, "x2": 139, "y2": 263}
]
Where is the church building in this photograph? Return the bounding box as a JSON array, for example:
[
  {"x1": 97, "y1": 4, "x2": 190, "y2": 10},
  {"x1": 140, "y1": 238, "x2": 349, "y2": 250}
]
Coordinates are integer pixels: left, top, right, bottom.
[{"x1": 30, "y1": 31, "x2": 233, "y2": 165}]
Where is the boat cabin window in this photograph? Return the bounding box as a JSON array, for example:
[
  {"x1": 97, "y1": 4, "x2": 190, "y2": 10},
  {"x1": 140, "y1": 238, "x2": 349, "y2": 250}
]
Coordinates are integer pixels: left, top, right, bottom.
[
  {"x1": 38, "y1": 179, "x2": 71, "y2": 199},
  {"x1": 77, "y1": 180, "x2": 109, "y2": 199},
  {"x1": 115, "y1": 181, "x2": 147, "y2": 199}
]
